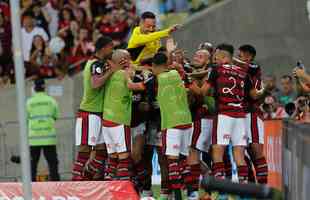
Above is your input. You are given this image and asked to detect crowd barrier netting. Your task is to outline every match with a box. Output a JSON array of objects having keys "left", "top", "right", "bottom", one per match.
[{"left": 282, "top": 121, "right": 310, "bottom": 200}]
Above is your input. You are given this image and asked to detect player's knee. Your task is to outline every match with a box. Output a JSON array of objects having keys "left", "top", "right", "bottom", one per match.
[
  {"left": 131, "top": 147, "right": 142, "bottom": 163},
  {"left": 167, "top": 155, "right": 179, "bottom": 160},
  {"left": 94, "top": 143, "right": 106, "bottom": 151},
  {"left": 211, "top": 145, "right": 225, "bottom": 162},
  {"left": 187, "top": 148, "right": 200, "bottom": 165},
  {"left": 109, "top": 153, "right": 118, "bottom": 158},
  {"left": 118, "top": 152, "right": 130, "bottom": 160},
  {"left": 78, "top": 145, "right": 91, "bottom": 153}
]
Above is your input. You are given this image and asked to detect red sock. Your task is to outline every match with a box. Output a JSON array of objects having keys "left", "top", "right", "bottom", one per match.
[
  {"left": 188, "top": 164, "right": 201, "bottom": 192},
  {"left": 105, "top": 157, "right": 118, "bottom": 181},
  {"left": 116, "top": 157, "right": 133, "bottom": 181},
  {"left": 212, "top": 162, "right": 225, "bottom": 179},
  {"left": 180, "top": 156, "right": 190, "bottom": 184},
  {"left": 168, "top": 159, "right": 183, "bottom": 190},
  {"left": 254, "top": 157, "right": 268, "bottom": 184},
  {"left": 237, "top": 165, "right": 249, "bottom": 184},
  {"left": 133, "top": 160, "right": 146, "bottom": 190},
  {"left": 72, "top": 152, "right": 90, "bottom": 181},
  {"left": 85, "top": 150, "right": 107, "bottom": 180}
]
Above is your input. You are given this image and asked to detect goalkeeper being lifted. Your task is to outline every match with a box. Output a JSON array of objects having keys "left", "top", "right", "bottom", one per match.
[{"left": 127, "top": 11, "right": 180, "bottom": 65}]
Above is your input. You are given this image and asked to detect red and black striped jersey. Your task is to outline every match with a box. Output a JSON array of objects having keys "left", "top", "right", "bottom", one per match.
[
  {"left": 207, "top": 64, "right": 251, "bottom": 118},
  {"left": 246, "top": 64, "right": 264, "bottom": 116}
]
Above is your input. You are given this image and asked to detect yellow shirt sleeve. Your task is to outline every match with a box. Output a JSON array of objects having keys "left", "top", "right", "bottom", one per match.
[{"left": 128, "top": 27, "right": 170, "bottom": 48}]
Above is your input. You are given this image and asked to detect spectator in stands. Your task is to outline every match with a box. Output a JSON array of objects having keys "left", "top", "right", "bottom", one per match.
[
  {"left": 22, "top": 12, "right": 49, "bottom": 62},
  {"left": 65, "top": 0, "right": 93, "bottom": 24},
  {"left": 27, "top": 79, "right": 60, "bottom": 181},
  {"left": 0, "top": 0, "right": 9, "bottom": 20},
  {"left": 75, "top": 7, "right": 92, "bottom": 31},
  {"left": 264, "top": 74, "right": 280, "bottom": 97},
  {"left": 29, "top": 35, "right": 46, "bottom": 79},
  {"left": 261, "top": 95, "right": 287, "bottom": 119},
  {"left": 21, "top": 0, "right": 34, "bottom": 15},
  {"left": 100, "top": 8, "right": 130, "bottom": 48},
  {"left": 58, "top": 20, "right": 79, "bottom": 54},
  {"left": 71, "top": 27, "right": 94, "bottom": 57},
  {"left": 0, "top": 10, "right": 12, "bottom": 85},
  {"left": 58, "top": 7, "right": 74, "bottom": 30},
  {"left": 41, "top": 0, "right": 60, "bottom": 38},
  {"left": 292, "top": 95, "right": 310, "bottom": 123},
  {"left": 294, "top": 67, "right": 310, "bottom": 93},
  {"left": 31, "top": 2, "right": 51, "bottom": 38},
  {"left": 278, "top": 75, "right": 297, "bottom": 106}
]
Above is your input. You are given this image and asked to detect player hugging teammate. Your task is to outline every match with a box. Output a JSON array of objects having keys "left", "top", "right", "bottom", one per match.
[{"left": 72, "top": 12, "right": 268, "bottom": 200}]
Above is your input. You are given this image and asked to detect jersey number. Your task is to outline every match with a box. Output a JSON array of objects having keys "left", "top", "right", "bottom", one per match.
[{"left": 222, "top": 77, "right": 244, "bottom": 100}]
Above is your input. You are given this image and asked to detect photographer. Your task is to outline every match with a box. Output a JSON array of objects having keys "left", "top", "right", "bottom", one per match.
[
  {"left": 261, "top": 95, "right": 288, "bottom": 120},
  {"left": 288, "top": 95, "right": 310, "bottom": 123},
  {"left": 294, "top": 67, "right": 310, "bottom": 93}
]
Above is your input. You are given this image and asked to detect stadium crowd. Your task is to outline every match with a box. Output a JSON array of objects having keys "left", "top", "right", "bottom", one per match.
[
  {"left": 0, "top": 0, "right": 213, "bottom": 84},
  {"left": 0, "top": 1, "right": 309, "bottom": 200}
]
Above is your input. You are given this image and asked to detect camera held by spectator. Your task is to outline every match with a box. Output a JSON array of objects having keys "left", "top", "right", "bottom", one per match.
[
  {"left": 289, "top": 95, "right": 310, "bottom": 122},
  {"left": 293, "top": 61, "right": 310, "bottom": 93}
]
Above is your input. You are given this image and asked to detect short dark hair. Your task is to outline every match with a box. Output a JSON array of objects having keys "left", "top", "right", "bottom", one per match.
[
  {"left": 239, "top": 44, "right": 257, "bottom": 59},
  {"left": 141, "top": 11, "right": 156, "bottom": 20},
  {"left": 153, "top": 52, "right": 168, "bottom": 66},
  {"left": 157, "top": 47, "right": 167, "bottom": 53},
  {"left": 216, "top": 43, "right": 234, "bottom": 57},
  {"left": 281, "top": 75, "right": 293, "bottom": 82},
  {"left": 34, "top": 79, "right": 45, "bottom": 92},
  {"left": 95, "top": 36, "right": 113, "bottom": 52},
  {"left": 22, "top": 11, "right": 34, "bottom": 19}
]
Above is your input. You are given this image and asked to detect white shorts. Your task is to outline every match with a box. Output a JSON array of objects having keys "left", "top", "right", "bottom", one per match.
[
  {"left": 192, "top": 118, "right": 213, "bottom": 152},
  {"left": 246, "top": 113, "right": 264, "bottom": 144},
  {"left": 163, "top": 127, "right": 193, "bottom": 156},
  {"left": 75, "top": 111, "right": 104, "bottom": 146},
  {"left": 102, "top": 124, "right": 131, "bottom": 154},
  {"left": 146, "top": 121, "right": 162, "bottom": 146},
  {"left": 212, "top": 114, "right": 247, "bottom": 146},
  {"left": 131, "top": 123, "right": 146, "bottom": 140}
]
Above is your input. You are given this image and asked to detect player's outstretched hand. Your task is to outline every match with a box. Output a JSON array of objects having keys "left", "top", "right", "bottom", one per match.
[{"left": 169, "top": 24, "right": 182, "bottom": 34}]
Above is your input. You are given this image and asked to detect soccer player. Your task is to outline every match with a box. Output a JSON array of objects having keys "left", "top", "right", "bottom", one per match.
[
  {"left": 184, "top": 49, "right": 214, "bottom": 199},
  {"left": 127, "top": 11, "right": 179, "bottom": 65},
  {"left": 152, "top": 52, "right": 193, "bottom": 199},
  {"left": 190, "top": 44, "right": 251, "bottom": 184},
  {"left": 141, "top": 62, "right": 171, "bottom": 199},
  {"left": 72, "top": 36, "right": 116, "bottom": 181},
  {"left": 238, "top": 44, "right": 268, "bottom": 184},
  {"left": 102, "top": 49, "right": 145, "bottom": 181}
]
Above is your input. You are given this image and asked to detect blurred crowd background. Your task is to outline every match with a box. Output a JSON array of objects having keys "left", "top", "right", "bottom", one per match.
[
  {"left": 0, "top": 0, "right": 309, "bottom": 123},
  {"left": 0, "top": 0, "right": 218, "bottom": 84}
]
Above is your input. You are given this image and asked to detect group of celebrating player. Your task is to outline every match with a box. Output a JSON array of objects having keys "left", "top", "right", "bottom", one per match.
[{"left": 71, "top": 11, "right": 268, "bottom": 200}]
